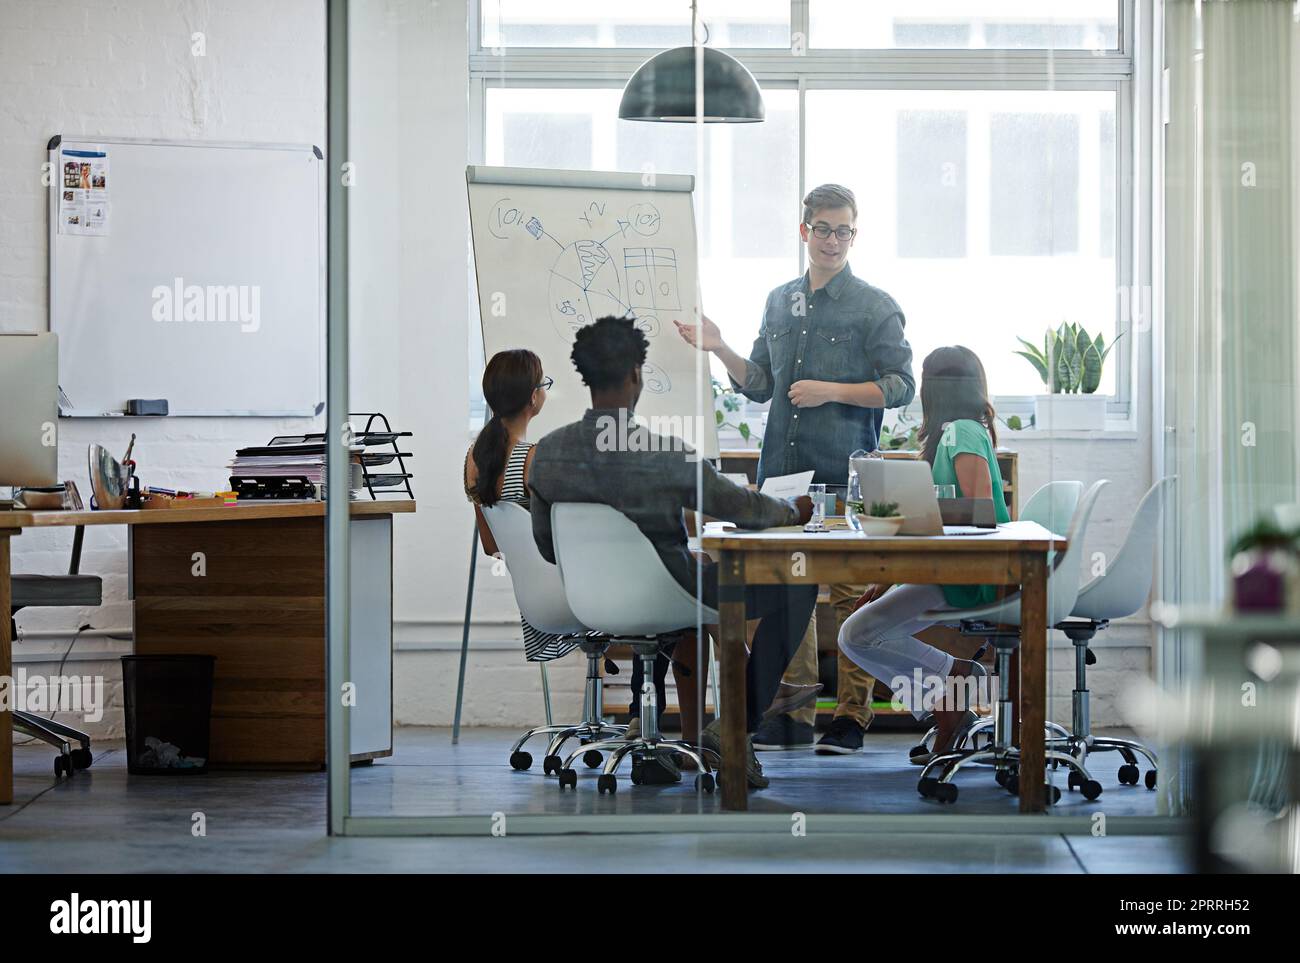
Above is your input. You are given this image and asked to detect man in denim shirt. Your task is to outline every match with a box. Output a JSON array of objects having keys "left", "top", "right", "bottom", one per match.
[{"left": 676, "top": 184, "right": 915, "bottom": 755}]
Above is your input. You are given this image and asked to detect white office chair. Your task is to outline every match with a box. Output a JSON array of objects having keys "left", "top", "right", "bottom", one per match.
[
  {"left": 1052, "top": 476, "right": 1175, "bottom": 791},
  {"left": 481, "top": 502, "right": 626, "bottom": 774},
  {"left": 917, "top": 479, "right": 1109, "bottom": 805},
  {"left": 550, "top": 502, "right": 716, "bottom": 794},
  {"left": 909, "top": 480, "right": 1084, "bottom": 761}
]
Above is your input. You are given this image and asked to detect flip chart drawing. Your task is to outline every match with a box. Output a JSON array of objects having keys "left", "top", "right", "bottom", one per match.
[{"left": 467, "top": 166, "right": 715, "bottom": 456}]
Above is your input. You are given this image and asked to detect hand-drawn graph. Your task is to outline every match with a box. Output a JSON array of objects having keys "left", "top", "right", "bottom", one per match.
[
  {"left": 641, "top": 360, "right": 671, "bottom": 395},
  {"left": 548, "top": 239, "right": 626, "bottom": 343},
  {"left": 624, "top": 247, "right": 681, "bottom": 314}
]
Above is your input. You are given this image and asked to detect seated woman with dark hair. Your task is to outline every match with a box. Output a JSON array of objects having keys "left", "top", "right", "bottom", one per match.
[{"left": 837, "top": 345, "right": 1006, "bottom": 763}]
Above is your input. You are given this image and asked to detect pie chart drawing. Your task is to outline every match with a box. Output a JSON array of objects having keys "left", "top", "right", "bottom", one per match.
[{"left": 548, "top": 240, "right": 626, "bottom": 343}]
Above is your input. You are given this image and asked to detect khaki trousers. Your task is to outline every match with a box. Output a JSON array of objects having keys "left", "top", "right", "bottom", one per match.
[{"left": 783, "top": 583, "right": 878, "bottom": 729}]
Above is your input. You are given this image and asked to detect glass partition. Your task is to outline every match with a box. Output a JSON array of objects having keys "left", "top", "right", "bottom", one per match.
[{"left": 327, "top": 0, "right": 1200, "bottom": 837}]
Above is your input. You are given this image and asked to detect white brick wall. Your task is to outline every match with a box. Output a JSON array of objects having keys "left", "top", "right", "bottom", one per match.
[{"left": 1, "top": 0, "right": 327, "bottom": 736}]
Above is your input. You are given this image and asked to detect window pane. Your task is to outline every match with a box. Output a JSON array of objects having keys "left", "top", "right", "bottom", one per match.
[
  {"left": 483, "top": 86, "right": 799, "bottom": 367},
  {"left": 989, "top": 112, "right": 1079, "bottom": 255},
  {"left": 896, "top": 111, "right": 967, "bottom": 258},
  {"left": 482, "top": 0, "right": 789, "bottom": 48},
  {"left": 809, "top": 1, "right": 1119, "bottom": 50},
  {"left": 807, "top": 88, "right": 1117, "bottom": 397}
]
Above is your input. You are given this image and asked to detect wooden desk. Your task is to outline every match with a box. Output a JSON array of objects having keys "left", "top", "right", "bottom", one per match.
[
  {"left": 0, "top": 500, "right": 415, "bottom": 804},
  {"left": 700, "top": 521, "right": 1063, "bottom": 814}
]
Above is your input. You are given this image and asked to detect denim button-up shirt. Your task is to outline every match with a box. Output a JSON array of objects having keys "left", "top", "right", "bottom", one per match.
[{"left": 732, "top": 263, "right": 916, "bottom": 486}]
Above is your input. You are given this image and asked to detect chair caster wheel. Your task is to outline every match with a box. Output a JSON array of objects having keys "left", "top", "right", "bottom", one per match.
[
  {"left": 1067, "top": 770, "right": 1082, "bottom": 790},
  {"left": 70, "top": 748, "right": 92, "bottom": 770},
  {"left": 695, "top": 773, "right": 715, "bottom": 794},
  {"left": 1144, "top": 769, "right": 1157, "bottom": 790},
  {"left": 54, "top": 755, "right": 71, "bottom": 778},
  {"left": 597, "top": 774, "right": 617, "bottom": 794},
  {"left": 542, "top": 754, "right": 563, "bottom": 776},
  {"left": 908, "top": 743, "right": 929, "bottom": 761},
  {"left": 933, "top": 782, "right": 958, "bottom": 804},
  {"left": 509, "top": 751, "right": 532, "bottom": 771},
  {"left": 1117, "top": 763, "right": 1139, "bottom": 786},
  {"left": 1081, "top": 779, "right": 1103, "bottom": 801},
  {"left": 1046, "top": 785, "right": 1061, "bottom": 805},
  {"left": 995, "top": 768, "right": 1015, "bottom": 789},
  {"left": 582, "top": 749, "right": 603, "bottom": 769},
  {"left": 557, "top": 768, "right": 577, "bottom": 790},
  {"left": 918, "top": 777, "right": 939, "bottom": 798}
]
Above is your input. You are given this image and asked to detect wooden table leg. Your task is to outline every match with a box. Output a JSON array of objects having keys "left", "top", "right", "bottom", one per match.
[
  {"left": 1018, "top": 550, "right": 1048, "bottom": 812},
  {"left": 1, "top": 532, "right": 13, "bottom": 805},
  {"left": 717, "top": 550, "right": 748, "bottom": 811}
]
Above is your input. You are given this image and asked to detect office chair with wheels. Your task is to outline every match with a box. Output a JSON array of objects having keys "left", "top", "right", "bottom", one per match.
[
  {"left": 550, "top": 502, "right": 716, "bottom": 794},
  {"left": 916, "top": 480, "right": 1109, "bottom": 805},
  {"left": 1051, "top": 476, "right": 1175, "bottom": 791},
  {"left": 481, "top": 502, "right": 625, "bottom": 774},
  {"left": 910, "top": 480, "right": 1084, "bottom": 760},
  {"left": 10, "top": 524, "right": 101, "bottom": 778}
]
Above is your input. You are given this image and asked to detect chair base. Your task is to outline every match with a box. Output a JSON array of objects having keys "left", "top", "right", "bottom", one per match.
[
  {"left": 14, "top": 710, "right": 93, "bottom": 778},
  {"left": 507, "top": 639, "right": 627, "bottom": 773},
  {"left": 555, "top": 637, "right": 716, "bottom": 794}
]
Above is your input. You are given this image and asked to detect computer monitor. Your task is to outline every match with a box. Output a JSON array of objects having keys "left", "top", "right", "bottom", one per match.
[{"left": 0, "top": 333, "right": 59, "bottom": 488}]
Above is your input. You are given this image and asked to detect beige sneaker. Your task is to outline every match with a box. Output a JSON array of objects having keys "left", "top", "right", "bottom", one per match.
[{"left": 701, "top": 719, "right": 768, "bottom": 789}]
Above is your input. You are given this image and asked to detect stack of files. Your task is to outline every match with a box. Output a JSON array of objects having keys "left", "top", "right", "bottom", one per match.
[{"left": 228, "top": 435, "right": 363, "bottom": 499}]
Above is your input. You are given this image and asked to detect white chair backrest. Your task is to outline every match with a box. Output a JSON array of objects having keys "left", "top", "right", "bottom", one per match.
[
  {"left": 551, "top": 502, "right": 718, "bottom": 636},
  {"left": 481, "top": 501, "right": 588, "bottom": 637},
  {"left": 1043, "top": 479, "right": 1109, "bottom": 624},
  {"left": 1071, "top": 476, "right": 1175, "bottom": 621},
  {"left": 1021, "top": 480, "right": 1083, "bottom": 534}
]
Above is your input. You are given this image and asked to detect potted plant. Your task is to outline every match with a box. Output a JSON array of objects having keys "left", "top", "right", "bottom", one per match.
[
  {"left": 1014, "top": 323, "right": 1121, "bottom": 431},
  {"left": 1228, "top": 517, "right": 1300, "bottom": 613},
  {"left": 712, "top": 378, "right": 760, "bottom": 448},
  {"left": 848, "top": 499, "right": 905, "bottom": 537}
]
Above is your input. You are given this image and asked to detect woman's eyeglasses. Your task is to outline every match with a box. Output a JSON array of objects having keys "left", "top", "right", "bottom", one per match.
[
  {"left": 807, "top": 223, "right": 856, "bottom": 241},
  {"left": 536, "top": 377, "right": 554, "bottom": 391}
]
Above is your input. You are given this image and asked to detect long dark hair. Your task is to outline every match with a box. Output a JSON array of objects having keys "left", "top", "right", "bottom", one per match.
[
  {"left": 918, "top": 345, "right": 997, "bottom": 466},
  {"left": 472, "top": 349, "right": 543, "bottom": 506}
]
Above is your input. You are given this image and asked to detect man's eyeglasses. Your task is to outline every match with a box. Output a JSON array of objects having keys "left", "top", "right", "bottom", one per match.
[
  {"left": 536, "top": 376, "right": 554, "bottom": 391},
  {"left": 807, "top": 223, "right": 856, "bottom": 241}
]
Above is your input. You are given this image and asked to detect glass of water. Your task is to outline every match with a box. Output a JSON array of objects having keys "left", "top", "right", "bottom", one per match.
[
  {"left": 807, "top": 483, "right": 828, "bottom": 530},
  {"left": 934, "top": 484, "right": 957, "bottom": 500}
]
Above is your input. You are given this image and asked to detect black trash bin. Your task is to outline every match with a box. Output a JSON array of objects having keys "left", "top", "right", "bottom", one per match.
[{"left": 120, "top": 655, "right": 215, "bottom": 774}]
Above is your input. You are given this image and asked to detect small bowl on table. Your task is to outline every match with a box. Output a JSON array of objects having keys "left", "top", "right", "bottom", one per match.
[{"left": 855, "top": 515, "right": 905, "bottom": 537}]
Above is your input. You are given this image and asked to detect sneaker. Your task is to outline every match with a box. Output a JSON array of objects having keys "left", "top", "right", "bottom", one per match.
[
  {"left": 624, "top": 717, "right": 641, "bottom": 741},
  {"left": 701, "top": 719, "right": 768, "bottom": 789},
  {"left": 751, "top": 713, "right": 816, "bottom": 751},
  {"left": 815, "top": 717, "right": 865, "bottom": 755},
  {"left": 631, "top": 748, "right": 681, "bottom": 785}
]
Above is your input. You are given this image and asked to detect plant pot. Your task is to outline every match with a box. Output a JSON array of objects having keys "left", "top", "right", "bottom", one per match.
[
  {"left": 1033, "top": 393, "right": 1107, "bottom": 432},
  {"left": 849, "top": 514, "right": 905, "bottom": 537}
]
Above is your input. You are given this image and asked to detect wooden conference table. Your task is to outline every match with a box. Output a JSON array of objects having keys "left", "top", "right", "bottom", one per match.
[
  {"left": 699, "top": 521, "right": 1065, "bottom": 814},
  {"left": 0, "top": 500, "right": 416, "bottom": 804}
]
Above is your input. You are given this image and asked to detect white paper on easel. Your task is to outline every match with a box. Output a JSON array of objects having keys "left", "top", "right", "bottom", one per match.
[{"left": 759, "top": 470, "right": 814, "bottom": 500}]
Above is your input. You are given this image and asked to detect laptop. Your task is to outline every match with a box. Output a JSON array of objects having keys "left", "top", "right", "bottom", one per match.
[{"left": 851, "top": 457, "right": 944, "bottom": 535}]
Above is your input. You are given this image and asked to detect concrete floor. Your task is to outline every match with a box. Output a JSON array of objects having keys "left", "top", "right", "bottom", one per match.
[{"left": 0, "top": 727, "right": 1191, "bottom": 873}]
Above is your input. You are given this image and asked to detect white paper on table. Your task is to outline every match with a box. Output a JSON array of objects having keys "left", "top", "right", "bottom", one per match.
[{"left": 759, "top": 470, "right": 814, "bottom": 500}]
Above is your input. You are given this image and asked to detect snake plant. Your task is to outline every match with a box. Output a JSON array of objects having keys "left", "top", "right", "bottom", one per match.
[{"left": 1015, "top": 323, "right": 1120, "bottom": 394}]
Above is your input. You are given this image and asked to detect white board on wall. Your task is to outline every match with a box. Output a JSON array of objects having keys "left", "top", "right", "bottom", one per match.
[
  {"left": 49, "top": 136, "right": 325, "bottom": 417},
  {"left": 467, "top": 165, "right": 717, "bottom": 459}
]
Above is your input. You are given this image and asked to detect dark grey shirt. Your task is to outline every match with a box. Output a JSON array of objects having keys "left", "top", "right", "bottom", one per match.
[
  {"left": 733, "top": 262, "right": 915, "bottom": 486},
  {"left": 529, "top": 408, "right": 800, "bottom": 605}
]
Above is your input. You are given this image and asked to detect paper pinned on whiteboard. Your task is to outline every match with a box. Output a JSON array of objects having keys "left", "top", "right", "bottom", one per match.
[{"left": 58, "top": 145, "right": 111, "bottom": 236}]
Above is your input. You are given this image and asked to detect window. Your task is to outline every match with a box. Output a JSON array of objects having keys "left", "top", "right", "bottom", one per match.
[
  {"left": 471, "top": 1, "right": 1134, "bottom": 414},
  {"left": 482, "top": 0, "right": 790, "bottom": 49},
  {"left": 484, "top": 86, "right": 799, "bottom": 359},
  {"left": 808, "top": 0, "right": 1119, "bottom": 50}
]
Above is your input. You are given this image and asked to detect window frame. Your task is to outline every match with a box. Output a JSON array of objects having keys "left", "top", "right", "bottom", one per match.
[{"left": 468, "top": 0, "right": 1139, "bottom": 426}]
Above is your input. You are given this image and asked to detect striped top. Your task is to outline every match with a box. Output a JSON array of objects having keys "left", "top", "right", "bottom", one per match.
[{"left": 466, "top": 440, "right": 581, "bottom": 663}]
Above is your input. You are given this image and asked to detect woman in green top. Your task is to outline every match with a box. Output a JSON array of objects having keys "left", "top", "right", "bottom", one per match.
[{"left": 837, "top": 346, "right": 1005, "bottom": 761}]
